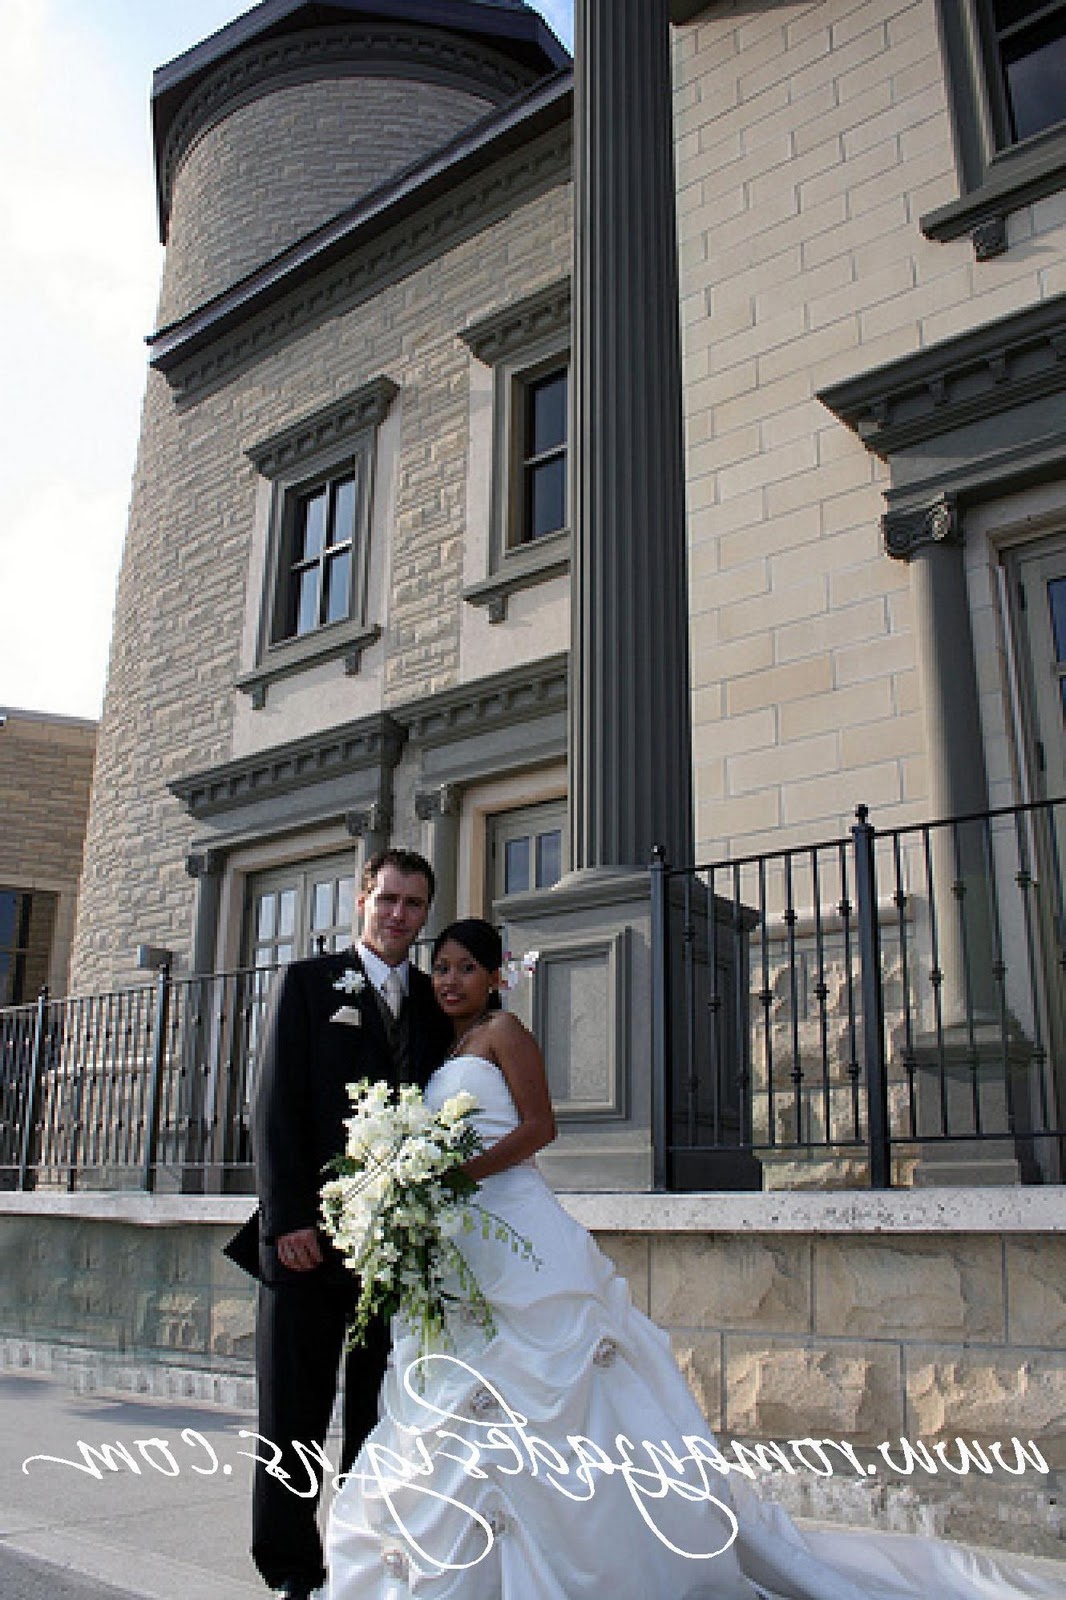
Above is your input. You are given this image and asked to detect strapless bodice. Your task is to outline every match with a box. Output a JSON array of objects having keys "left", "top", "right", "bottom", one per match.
[{"left": 424, "top": 1053, "right": 519, "bottom": 1149}]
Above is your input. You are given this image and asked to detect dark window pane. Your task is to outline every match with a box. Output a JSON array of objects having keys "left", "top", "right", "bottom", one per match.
[
  {"left": 295, "top": 567, "right": 319, "bottom": 635},
  {"left": 0, "top": 950, "right": 13, "bottom": 1008},
  {"left": 332, "top": 474, "right": 356, "bottom": 546},
  {"left": 535, "top": 830, "right": 562, "bottom": 888},
  {"left": 529, "top": 370, "right": 567, "bottom": 455},
  {"left": 323, "top": 549, "right": 351, "bottom": 625},
  {"left": 527, "top": 457, "right": 567, "bottom": 540},
  {"left": 504, "top": 837, "right": 530, "bottom": 895},
  {"left": 994, "top": 1, "right": 1056, "bottom": 28},
  {"left": 1059, "top": 677, "right": 1066, "bottom": 727},
  {"left": 1047, "top": 577, "right": 1066, "bottom": 662},
  {"left": 1004, "top": 27, "right": 1066, "bottom": 141},
  {"left": 299, "top": 489, "right": 328, "bottom": 561},
  {"left": 0, "top": 890, "right": 18, "bottom": 949}
]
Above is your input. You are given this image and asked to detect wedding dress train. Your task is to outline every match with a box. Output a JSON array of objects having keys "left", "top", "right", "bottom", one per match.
[{"left": 326, "top": 1056, "right": 1063, "bottom": 1599}]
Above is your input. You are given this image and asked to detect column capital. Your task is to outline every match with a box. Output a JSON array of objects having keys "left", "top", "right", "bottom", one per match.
[
  {"left": 883, "top": 494, "right": 960, "bottom": 561},
  {"left": 415, "top": 784, "right": 462, "bottom": 822},
  {"left": 345, "top": 802, "right": 391, "bottom": 839},
  {"left": 185, "top": 849, "right": 223, "bottom": 878}
]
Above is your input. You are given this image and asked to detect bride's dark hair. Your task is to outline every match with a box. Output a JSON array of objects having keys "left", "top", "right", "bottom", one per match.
[{"left": 431, "top": 918, "right": 504, "bottom": 1011}]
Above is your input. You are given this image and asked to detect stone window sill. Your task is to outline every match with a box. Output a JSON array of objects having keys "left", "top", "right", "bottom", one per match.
[
  {"left": 920, "top": 128, "right": 1066, "bottom": 258},
  {"left": 463, "top": 531, "right": 570, "bottom": 622},
  {"left": 236, "top": 623, "right": 382, "bottom": 708}
]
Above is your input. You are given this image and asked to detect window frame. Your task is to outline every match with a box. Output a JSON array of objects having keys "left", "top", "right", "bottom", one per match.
[
  {"left": 923, "top": 0, "right": 1066, "bottom": 255},
  {"left": 238, "top": 377, "right": 396, "bottom": 708},
  {"left": 461, "top": 280, "right": 572, "bottom": 623},
  {"left": 488, "top": 800, "right": 567, "bottom": 905}
]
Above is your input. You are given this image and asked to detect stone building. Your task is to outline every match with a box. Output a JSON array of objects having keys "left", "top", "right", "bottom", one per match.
[
  {"left": 66, "top": 0, "right": 1066, "bottom": 1182},
  {"left": 2, "top": 0, "right": 1064, "bottom": 1556},
  {"left": 0, "top": 707, "right": 96, "bottom": 1003}
]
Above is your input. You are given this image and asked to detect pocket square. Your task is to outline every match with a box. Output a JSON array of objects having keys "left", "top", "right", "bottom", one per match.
[{"left": 331, "top": 1005, "right": 363, "bottom": 1027}]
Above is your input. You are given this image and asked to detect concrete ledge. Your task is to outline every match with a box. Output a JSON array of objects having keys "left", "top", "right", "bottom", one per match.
[
  {"left": 2, "top": 1185, "right": 1063, "bottom": 1232},
  {"left": 559, "top": 1185, "right": 1066, "bottom": 1234}
]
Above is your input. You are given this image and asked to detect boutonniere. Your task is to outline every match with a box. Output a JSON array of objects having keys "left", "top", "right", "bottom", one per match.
[{"left": 333, "top": 968, "right": 366, "bottom": 998}]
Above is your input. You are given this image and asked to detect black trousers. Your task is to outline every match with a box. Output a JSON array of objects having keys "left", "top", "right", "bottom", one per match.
[{"left": 252, "top": 1273, "right": 390, "bottom": 1591}]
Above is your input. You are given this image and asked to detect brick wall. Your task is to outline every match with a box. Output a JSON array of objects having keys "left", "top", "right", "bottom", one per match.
[
  {"left": 0, "top": 709, "right": 96, "bottom": 995},
  {"left": 673, "top": 0, "right": 1066, "bottom": 862}
]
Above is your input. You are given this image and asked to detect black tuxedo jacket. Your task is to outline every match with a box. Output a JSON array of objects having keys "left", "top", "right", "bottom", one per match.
[{"left": 227, "top": 946, "right": 450, "bottom": 1281}]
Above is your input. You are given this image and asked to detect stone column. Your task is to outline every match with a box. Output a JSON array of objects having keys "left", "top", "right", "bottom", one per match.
[
  {"left": 416, "top": 784, "right": 461, "bottom": 940},
  {"left": 497, "top": 1, "right": 702, "bottom": 1190},
  {"left": 186, "top": 850, "right": 223, "bottom": 976},
  {"left": 569, "top": 0, "right": 692, "bottom": 874},
  {"left": 884, "top": 496, "right": 1022, "bottom": 1182}
]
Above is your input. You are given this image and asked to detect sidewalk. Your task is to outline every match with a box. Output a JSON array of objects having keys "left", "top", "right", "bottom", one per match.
[{"left": 0, "top": 1370, "right": 293, "bottom": 1600}]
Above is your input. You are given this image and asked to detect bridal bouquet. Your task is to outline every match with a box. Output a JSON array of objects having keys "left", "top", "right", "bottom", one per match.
[{"left": 320, "top": 1079, "right": 536, "bottom": 1354}]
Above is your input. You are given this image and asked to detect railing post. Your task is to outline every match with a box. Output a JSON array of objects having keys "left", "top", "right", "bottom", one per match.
[
  {"left": 650, "top": 845, "right": 671, "bottom": 1192},
  {"left": 18, "top": 986, "right": 49, "bottom": 1190},
  {"left": 142, "top": 960, "right": 172, "bottom": 1192},
  {"left": 853, "top": 805, "right": 891, "bottom": 1188}
]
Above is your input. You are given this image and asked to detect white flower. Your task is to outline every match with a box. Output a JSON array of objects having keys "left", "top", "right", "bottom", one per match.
[{"left": 334, "top": 968, "right": 367, "bottom": 996}]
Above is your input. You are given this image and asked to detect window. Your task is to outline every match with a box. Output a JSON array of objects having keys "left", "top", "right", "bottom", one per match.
[
  {"left": 461, "top": 280, "right": 572, "bottom": 621},
  {"left": 517, "top": 363, "right": 568, "bottom": 545},
  {"left": 239, "top": 377, "right": 396, "bottom": 707},
  {"left": 982, "top": 1, "right": 1066, "bottom": 147},
  {"left": 245, "top": 855, "right": 356, "bottom": 972},
  {"left": 0, "top": 888, "right": 56, "bottom": 1007},
  {"left": 923, "top": 1, "right": 1066, "bottom": 252},
  {"left": 277, "top": 466, "right": 362, "bottom": 642},
  {"left": 489, "top": 802, "right": 566, "bottom": 902}
]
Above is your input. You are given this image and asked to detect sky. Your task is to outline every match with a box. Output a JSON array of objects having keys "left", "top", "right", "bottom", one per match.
[{"left": 0, "top": 0, "right": 573, "bottom": 722}]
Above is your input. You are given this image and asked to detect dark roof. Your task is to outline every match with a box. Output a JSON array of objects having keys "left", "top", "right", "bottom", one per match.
[{"left": 152, "top": 1, "right": 569, "bottom": 228}]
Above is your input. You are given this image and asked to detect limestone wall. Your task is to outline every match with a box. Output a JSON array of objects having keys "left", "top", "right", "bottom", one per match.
[
  {"left": 672, "top": 0, "right": 1066, "bottom": 862},
  {"left": 1, "top": 1190, "right": 1061, "bottom": 1556}
]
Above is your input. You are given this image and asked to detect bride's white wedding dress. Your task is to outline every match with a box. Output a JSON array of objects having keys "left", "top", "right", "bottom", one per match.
[{"left": 327, "top": 1056, "right": 1062, "bottom": 1599}]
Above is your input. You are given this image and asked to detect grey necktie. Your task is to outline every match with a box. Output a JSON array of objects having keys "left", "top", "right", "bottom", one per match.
[{"left": 383, "top": 968, "right": 404, "bottom": 1019}]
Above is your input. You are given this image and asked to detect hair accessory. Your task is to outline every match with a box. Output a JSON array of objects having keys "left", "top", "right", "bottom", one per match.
[{"left": 500, "top": 949, "right": 539, "bottom": 991}]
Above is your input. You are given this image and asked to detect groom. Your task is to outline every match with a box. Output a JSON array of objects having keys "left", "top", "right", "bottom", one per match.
[{"left": 248, "top": 847, "right": 451, "bottom": 1599}]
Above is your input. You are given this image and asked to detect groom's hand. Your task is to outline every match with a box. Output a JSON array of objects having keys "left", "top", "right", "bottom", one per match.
[{"left": 276, "top": 1226, "right": 323, "bottom": 1272}]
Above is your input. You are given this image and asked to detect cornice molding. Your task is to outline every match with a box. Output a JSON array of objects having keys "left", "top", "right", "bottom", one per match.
[
  {"left": 157, "top": 23, "right": 535, "bottom": 239},
  {"left": 398, "top": 652, "right": 568, "bottom": 746},
  {"left": 460, "top": 276, "right": 570, "bottom": 362},
  {"left": 148, "top": 74, "right": 573, "bottom": 400},
  {"left": 169, "top": 712, "right": 406, "bottom": 821},
  {"left": 247, "top": 376, "right": 397, "bottom": 478},
  {"left": 818, "top": 294, "right": 1066, "bottom": 460},
  {"left": 882, "top": 494, "right": 960, "bottom": 562}
]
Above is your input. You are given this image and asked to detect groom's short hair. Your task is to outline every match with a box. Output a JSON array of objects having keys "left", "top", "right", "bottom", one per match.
[{"left": 362, "top": 847, "right": 436, "bottom": 904}]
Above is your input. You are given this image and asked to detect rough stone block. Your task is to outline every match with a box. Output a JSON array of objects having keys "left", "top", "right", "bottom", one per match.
[
  {"left": 726, "top": 1335, "right": 903, "bottom": 1444},
  {"left": 905, "top": 1347, "right": 1066, "bottom": 1465},
  {"left": 814, "top": 1236, "right": 1004, "bottom": 1342},
  {"left": 650, "top": 1235, "right": 810, "bottom": 1333},
  {"left": 1005, "top": 1236, "right": 1066, "bottom": 1349}
]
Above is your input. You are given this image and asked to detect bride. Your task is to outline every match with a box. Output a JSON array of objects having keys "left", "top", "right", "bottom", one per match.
[{"left": 326, "top": 918, "right": 1061, "bottom": 1600}]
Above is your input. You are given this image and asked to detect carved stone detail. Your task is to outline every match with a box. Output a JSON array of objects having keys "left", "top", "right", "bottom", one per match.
[
  {"left": 461, "top": 278, "right": 571, "bottom": 363},
  {"left": 883, "top": 495, "right": 960, "bottom": 561},
  {"left": 247, "top": 377, "right": 397, "bottom": 478},
  {"left": 972, "top": 215, "right": 1008, "bottom": 261},
  {"left": 345, "top": 801, "right": 392, "bottom": 839}
]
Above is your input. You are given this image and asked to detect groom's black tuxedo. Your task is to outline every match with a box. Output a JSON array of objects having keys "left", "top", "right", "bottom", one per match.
[{"left": 246, "top": 945, "right": 450, "bottom": 1593}]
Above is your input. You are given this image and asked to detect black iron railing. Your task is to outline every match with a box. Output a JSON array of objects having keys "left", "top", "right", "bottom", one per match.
[
  {"left": 0, "top": 939, "right": 439, "bottom": 1193},
  {"left": 651, "top": 796, "right": 1066, "bottom": 1190}
]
